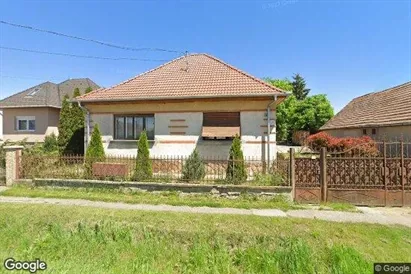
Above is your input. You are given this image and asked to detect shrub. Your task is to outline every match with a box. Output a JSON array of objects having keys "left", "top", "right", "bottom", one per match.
[
  {"left": 307, "top": 132, "right": 379, "bottom": 156},
  {"left": 306, "top": 132, "right": 333, "bottom": 151},
  {"left": 43, "top": 133, "right": 58, "bottom": 153},
  {"left": 253, "top": 172, "right": 284, "bottom": 186},
  {"left": 85, "top": 124, "right": 105, "bottom": 177},
  {"left": 226, "top": 135, "right": 247, "bottom": 184},
  {"left": 182, "top": 149, "right": 205, "bottom": 182},
  {"left": 133, "top": 131, "right": 152, "bottom": 181}
]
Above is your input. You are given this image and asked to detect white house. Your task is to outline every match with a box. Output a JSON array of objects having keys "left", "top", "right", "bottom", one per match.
[{"left": 76, "top": 54, "right": 287, "bottom": 160}]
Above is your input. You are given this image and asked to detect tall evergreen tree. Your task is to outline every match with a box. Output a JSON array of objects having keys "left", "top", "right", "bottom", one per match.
[
  {"left": 85, "top": 124, "right": 105, "bottom": 177},
  {"left": 292, "top": 74, "right": 310, "bottom": 100},
  {"left": 57, "top": 89, "right": 85, "bottom": 155},
  {"left": 73, "top": 87, "right": 81, "bottom": 97},
  {"left": 85, "top": 87, "right": 93, "bottom": 94},
  {"left": 133, "top": 131, "right": 152, "bottom": 181},
  {"left": 68, "top": 88, "right": 85, "bottom": 154},
  {"left": 57, "top": 95, "right": 72, "bottom": 155},
  {"left": 226, "top": 135, "right": 247, "bottom": 184}
]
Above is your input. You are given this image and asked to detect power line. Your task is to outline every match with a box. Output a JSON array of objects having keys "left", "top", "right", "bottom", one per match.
[
  {"left": 0, "top": 46, "right": 170, "bottom": 62},
  {"left": 0, "top": 20, "right": 184, "bottom": 54}
]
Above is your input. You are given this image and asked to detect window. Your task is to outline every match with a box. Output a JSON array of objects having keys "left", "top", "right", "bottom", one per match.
[
  {"left": 372, "top": 128, "right": 377, "bottom": 135},
  {"left": 114, "top": 115, "right": 154, "bottom": 140},
  {"left": 362, "top": 129, "right": 367, "bottom": 135},
  {"left": 202, "top": 112, "right": 240, "bottom": 139},
  {"left": 25, "top": 88, "right": 40, "bottom": 97},
  {"left": 16, "top": 116, "right": 35, "bottom": 131}
]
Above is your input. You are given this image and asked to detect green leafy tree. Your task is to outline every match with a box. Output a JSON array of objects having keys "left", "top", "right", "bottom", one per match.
[
  {"left": 276, "top": 95, "right": 297, "bottom": 142},
  {"left": 85, "top": 87, "right": 93, "bottom": 94},
  {"left": 182, "top": 149, "right": 205, "bottom": 181},
  {"left": 264, "top": 78, "right": 293, "bottom": 92},
  {"left": 57, "top": 89, "right": 85, "bottom": 155},
  {"left": 133, "top": 131, "right": 152, "bottom": 181},
  {"left": 292, "top": 73, "right": 310, "bottom": 100},
  {"left": 291, "top": 94, "right": 334, "bottom": 133},
  {"left": 85, "top": 124, "right": 105, "bottom": 177},
  {"left": 43, "top": 133, "right": 58, "bottom": 153},
  {"left": 226, "top": 135, "right": 247, "bottom": 184}
]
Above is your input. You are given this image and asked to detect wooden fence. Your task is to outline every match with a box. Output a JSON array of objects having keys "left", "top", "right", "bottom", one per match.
[{"left": 292, "top": 142, "right": 411, "bottom": 206}]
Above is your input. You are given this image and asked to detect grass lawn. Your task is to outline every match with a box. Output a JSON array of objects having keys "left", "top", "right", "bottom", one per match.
[
  {"left": 0, "top": 203, "right": 410, "bottom": 273},
  {"left": 1, "top": 184, "right": 303, "bottom": 210}
]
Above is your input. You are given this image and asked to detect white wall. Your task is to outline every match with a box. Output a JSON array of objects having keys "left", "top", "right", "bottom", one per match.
[
  {"left": 241, "top": 111, "right": 276, "bottom": 160},
  {"left": 90, "top": 111, "right": 277, "bottom": 160}
]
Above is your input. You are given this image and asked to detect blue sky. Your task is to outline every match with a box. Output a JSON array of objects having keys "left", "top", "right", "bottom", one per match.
[{"left": 0, "top": 0, "right": 410, "bottom": 112}]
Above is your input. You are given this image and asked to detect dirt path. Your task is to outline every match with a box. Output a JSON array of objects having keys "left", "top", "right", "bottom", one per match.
[{"left": 0, "top": 196, "right": 410, "bottom": 227}]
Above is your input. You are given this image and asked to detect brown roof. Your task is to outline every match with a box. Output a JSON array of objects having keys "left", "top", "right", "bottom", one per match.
[
  {"left": 321, "top": 81, "right": 411, "bottom": 130},
  {"left": 77, "top": 53, "right": 286, "bottom": 102},
  {"left": 0, "top": 78, "right": 100, "bottom": 108}
]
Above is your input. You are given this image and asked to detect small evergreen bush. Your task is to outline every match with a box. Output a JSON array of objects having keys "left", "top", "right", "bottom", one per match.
[
  {"left": 182, "top": 149, "right": 205, "bottom": 182},
  {"left": 85, "top": 124, "right": 105, "bottom": 177},
  {"left": 225, "top": 135, "right": 247, "bottom": 184},
  {"left": 133, "top": 131, "right": 152, "bottom": 181},
  {"left": 43, "top": 133, "right": 58, "bottom": 153}
]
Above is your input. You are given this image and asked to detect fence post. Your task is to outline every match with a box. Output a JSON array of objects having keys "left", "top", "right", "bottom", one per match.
[
  {"left": 401, "top": 141, "right": 405, "bottom": 207},
  {"left": 320, "top": 147, "right": 327, "bottom": 203},
  {"left": 4, "top": 146, "right": 24, "bottom": 186},
  {"left": 383, "top": 141, "right": 387, "bottom": 206},
  {"left": 289, "top": 148, "right": 296, "bottom": 201}
]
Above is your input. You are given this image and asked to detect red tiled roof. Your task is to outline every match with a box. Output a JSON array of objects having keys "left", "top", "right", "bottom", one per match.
[
  {"left": 321, "top": 81, "right": 411, "bottom": 130},
  {"left": 77, "top": 53, "right": 286, "bottom": 102}
]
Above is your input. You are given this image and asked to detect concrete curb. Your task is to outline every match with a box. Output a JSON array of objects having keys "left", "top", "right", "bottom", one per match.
[{"left": 32, "top": 178, "right": 292, "bottom": 195}]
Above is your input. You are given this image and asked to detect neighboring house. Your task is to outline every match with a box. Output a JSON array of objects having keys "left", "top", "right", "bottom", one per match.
[
  {"left": 321, "top": 81, "right": 411, "bottom": 140},
  {"left": 0, "top": 78, "right": 100, "bottom": 143},
  {"left": 76, "top": 53, "right": 287, "bottom": 159}
]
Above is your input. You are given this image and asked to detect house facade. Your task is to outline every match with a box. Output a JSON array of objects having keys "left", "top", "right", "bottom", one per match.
[
  {"left": 321, "top": 81, "right": 411, "bottom": 141},
  {"left": 77, "top": 54, "right": 287, "bottom": 160},
  {"left": 0, "top": 78, "right": 99, "bottom": 143}
]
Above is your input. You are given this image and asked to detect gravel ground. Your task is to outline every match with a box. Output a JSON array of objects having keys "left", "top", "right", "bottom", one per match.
[{"left": 0, "top": 195, "right": 409, "bottom": 227}]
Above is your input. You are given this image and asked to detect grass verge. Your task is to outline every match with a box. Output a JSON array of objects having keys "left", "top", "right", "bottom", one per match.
[
  {"left": 0, "top": 203, "right": 410, "bottom": 273},
  {"left": 0, "top": 185, "right": 358, "bottom": 212},
  {"left": 1, "top": 184, "right": 300, "bottom": 210}
]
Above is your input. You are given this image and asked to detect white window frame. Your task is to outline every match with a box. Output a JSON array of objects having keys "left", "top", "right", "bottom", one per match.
[{"left": 16, "top": 116, "right": 36, "bottom": 132}]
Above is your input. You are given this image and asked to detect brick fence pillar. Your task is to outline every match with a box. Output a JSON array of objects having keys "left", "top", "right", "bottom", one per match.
[{"left": 4, "top": 146, "right": 24, "bottom": 186}]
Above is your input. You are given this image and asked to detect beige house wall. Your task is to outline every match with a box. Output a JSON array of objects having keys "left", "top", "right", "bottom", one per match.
[
  {"left": 2, "top": 107, "right": 60, "bottom": 142},
  {"left": 324, "top": 125, "right": 411, "bottom": 141},
  {"left": 85, "top": 97, "right": 282, "bottom": 114},
  {"left": 85, "top": 98, "right": 279, "bottom": 160}
]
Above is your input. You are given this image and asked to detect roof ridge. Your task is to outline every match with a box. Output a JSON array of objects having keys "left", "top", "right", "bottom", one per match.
[
  {"left": 57, "top": 78, "right": 94, "bottom": 86},
  {"left": 353, "top": 81, "right": 411, "bottom": 101},
  {"left": 321, "top": 80, "right": 411, "bottom": 130},
  {"left": 0, "top": 81, "right": 55, "bottom": 103},
  {"left": 76, "top": 54, "right": 186, "bottom": 100},
  {"left": 200, "top": 53, "right": 286, "bottom": 94}
]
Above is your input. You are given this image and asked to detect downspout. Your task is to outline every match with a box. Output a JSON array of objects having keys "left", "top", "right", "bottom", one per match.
[
  {"left": 77, "top": 101, "right": 90, "bottom": 153},
  {"left": 266, "top": 95, "right": 278, "bottom": 171}
]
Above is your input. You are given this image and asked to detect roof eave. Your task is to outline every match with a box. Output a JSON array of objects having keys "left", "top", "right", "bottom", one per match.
[
  {"left": 75, "top": 92, "right": 288, "bottom": 103},
  {"left": 0, "top": 105, "right": 61, "bottom": 109},
  {"left": 321, "top": 121, "right": 411, "bottom": 130}
]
